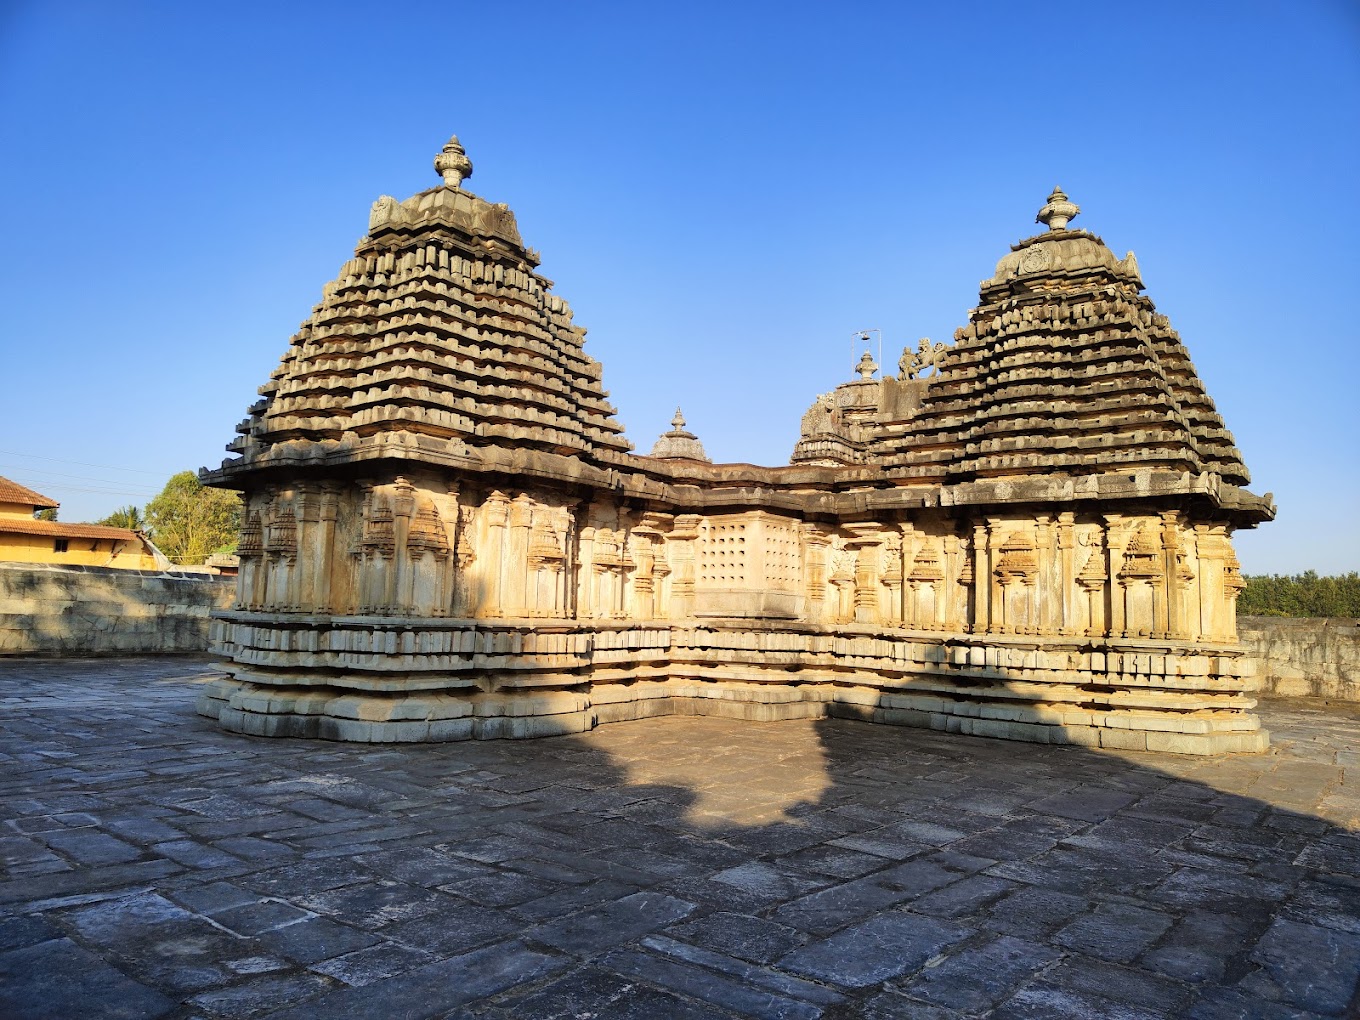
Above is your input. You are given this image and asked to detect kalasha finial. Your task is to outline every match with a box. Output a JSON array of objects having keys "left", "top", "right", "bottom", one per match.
[
  {"left": 1036, "top": 186, "right": 1079, "bottom": 231},
  {"left": 435, "top": 135, "right": 473, "bottom": 188},
  {"left": 856, "top": 350, "right": 879, "bottom": 380},
  {"left": 671, "top": 407, "right": 687, "bottom": 431}
]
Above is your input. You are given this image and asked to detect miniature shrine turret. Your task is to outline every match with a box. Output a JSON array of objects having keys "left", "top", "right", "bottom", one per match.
[{"left": 648, "top": 409, "right": 710, "bottom": 462}]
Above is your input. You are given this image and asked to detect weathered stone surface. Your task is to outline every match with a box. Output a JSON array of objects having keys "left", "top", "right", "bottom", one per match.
[
  {"left": 778, "top": 912, "right": 972, "bottom": 986},
  {"left": 0, "top": 562, "right": 233, "bottom": 656},
  {"left": 197, "top": 138, "right": 1275, "bottom": 755},
  {"left": 1, "top": 659, "right": 1359, "bottom": 1017},
  {"left": 0, "top": 938, "right": 176, "bottom": 1019},
  {"left": 1240, "top": 615, "right": 1360, "bottom": 700}
]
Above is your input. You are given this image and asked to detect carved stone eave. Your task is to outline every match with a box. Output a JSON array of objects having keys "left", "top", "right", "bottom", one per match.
[{"left": 204, "top": 441, "right": 1274, "bottom": 532}]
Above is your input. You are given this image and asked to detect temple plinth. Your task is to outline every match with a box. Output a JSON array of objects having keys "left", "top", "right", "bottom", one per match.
[{"left": 198, "top": 144, "right": 1274, "bottom": 754}]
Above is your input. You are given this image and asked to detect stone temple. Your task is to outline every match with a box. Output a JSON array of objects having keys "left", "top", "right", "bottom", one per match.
[{"left": 198, "top": 136, "right": 1275, "bottom": 754}]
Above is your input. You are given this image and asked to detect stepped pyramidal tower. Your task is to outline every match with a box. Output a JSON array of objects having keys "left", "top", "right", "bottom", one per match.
[{"left": 200, "top": 143, "right": 1275, "bottom": 754}]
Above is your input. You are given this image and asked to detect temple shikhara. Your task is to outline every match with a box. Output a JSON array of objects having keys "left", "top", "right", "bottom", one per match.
[{"left": 199, "top": 137, "right": 1275, "bottom": 754}]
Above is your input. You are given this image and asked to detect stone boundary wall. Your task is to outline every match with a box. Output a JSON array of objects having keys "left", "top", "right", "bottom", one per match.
[
  {"left": 1240, "top": 615, "right": 1360, "bottom": 701},
  {"left": 0, "top": 561, "right": 236, "bottom": 656}
]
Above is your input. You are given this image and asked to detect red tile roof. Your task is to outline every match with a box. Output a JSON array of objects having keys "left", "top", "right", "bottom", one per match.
[
  {"left": 0, "top": 475, "right": 59, "bottom": 510},
  {"left": 0, "top": 518, "right": 144, "bottom": 543}
]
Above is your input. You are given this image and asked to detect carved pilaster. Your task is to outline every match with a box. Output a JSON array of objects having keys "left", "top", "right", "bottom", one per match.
[
  {"left": 800, "top": 525, "right": 831, "bottom": 623},
  {"left": 389, "top": 477, "right": 416, "bottom": 613},
  {"left": 481, "top": 491, "right": 510, "bottom": 617},
  {"left": 843, "top": 524, "right": 883, "bottom": 625},
  {"left": 1104, "top": 514, "right": 1127, "bottom": 639},
  {"left": 1057, "top": 512, "right": 1077, "bottom": 636},
  {"left": 669, "top": 514, "right": 702, "bottom": 619},
  {"left": 972, "top": 521, "right": 990, "bottom": 633},
  {"left": 315, "top": 483, "right": 342, "bottom": 613}
]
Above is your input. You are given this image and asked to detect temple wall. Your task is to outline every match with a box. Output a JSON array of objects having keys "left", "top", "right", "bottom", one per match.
[
  {"left": 0, "top": 561, "right": 235, "bottom": 656},
  {"left": 225, "top": 475, "right": 1246, "bottom": 647},
  {"left": 202, "top": 471, "right": 1263, "bottom": 753}
]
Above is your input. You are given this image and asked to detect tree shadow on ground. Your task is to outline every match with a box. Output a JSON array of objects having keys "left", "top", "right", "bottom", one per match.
[{"left": 0, "top": 658, "right": 1357, "bottom": 1020}]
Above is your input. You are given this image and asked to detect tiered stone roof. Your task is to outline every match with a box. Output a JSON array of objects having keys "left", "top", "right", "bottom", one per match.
[
  {"left": 222, "top": 135, "right": 630, "bottom": 475},
  {"left": 867, "top": 188, "right": 1250, "bottom": 485}
]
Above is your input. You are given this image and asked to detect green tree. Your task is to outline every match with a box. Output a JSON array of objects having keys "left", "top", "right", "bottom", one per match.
[
  {"left": 34, "top": 507, "right": 57, "bottom": 521},
  {"left": 1239, "top": 572, "right": 1360, "bottom": 618},
  {"left": 145, "top": 471, "right": 242, "bottom": 564},
  {"left": 98, "top": 505, "right": 144, "bottom": 530}
]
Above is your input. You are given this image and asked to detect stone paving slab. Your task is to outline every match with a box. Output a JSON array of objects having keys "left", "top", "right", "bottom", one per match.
[{"left": 0, "top": 657, "right": 1358, "bottom": 1018}]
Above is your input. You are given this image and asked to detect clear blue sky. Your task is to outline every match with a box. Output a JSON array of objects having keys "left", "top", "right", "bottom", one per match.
[{"left": 2, "top": 1, "right": 1356, "bottom": 573}]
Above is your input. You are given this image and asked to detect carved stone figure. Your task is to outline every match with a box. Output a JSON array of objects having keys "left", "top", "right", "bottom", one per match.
[{"left": 900, "top": 337, "right": 948, "bottom": 379}]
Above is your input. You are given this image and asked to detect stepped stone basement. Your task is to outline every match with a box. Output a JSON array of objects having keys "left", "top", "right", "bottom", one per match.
[{"left": 199, "top": 141, "right": 1275, "bottom": 753}]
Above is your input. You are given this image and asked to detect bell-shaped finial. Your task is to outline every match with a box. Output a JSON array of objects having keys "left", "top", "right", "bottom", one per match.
[
  {"left": 671, "top": 407, "right": 687, "bottom": 431},
  {"left": 1036, "top": 186, "right": 1080, "bottom": 231},
  {"left": 434, "top": 135, "right": 474, "bottom": 188}
]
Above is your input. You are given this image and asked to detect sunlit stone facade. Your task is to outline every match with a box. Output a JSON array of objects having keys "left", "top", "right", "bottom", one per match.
[{"left": 199, "top": 144, "right": 1274, "bottom": 753}]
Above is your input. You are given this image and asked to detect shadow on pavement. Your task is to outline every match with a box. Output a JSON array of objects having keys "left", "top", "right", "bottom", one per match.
[{"left": 0, "top": 657, "right": 1357, "bottom": 1019}]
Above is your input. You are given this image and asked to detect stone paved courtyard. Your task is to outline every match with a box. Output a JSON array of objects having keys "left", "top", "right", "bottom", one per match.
[{"left": 1, "top": 658, "right": 1357, "bottom": 1019}]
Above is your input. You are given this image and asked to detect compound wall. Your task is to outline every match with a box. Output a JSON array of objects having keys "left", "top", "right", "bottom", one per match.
[
  {"left": 0, "top": 562, "right": 235, "bottom": 656},
  {"left": 1240, "top": 616, "right": 1360, "bottom": 701}
]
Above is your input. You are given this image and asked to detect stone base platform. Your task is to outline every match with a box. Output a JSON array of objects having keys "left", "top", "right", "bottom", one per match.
[{"left": 200, "top": 613, "right": 1268, "bottom": 755}]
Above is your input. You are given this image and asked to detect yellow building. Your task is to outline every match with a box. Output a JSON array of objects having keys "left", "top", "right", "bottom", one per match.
[{"left": 0, "top": 476, "right": 163, "bottom": 570}]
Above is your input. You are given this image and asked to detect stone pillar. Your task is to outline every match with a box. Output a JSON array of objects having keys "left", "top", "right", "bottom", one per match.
[
  {"left": 653, "top": 546, "right": 672, "bottom": 619},
  {"left": 349, "top": 482, "right": 370, "bottom": 613},
  {"left": 616, "top": 513, "right": 635, "bottom": 619},
  {"left": 1104, "top": 515, "right": 1126, "bottom": 639},
  {"left": 389, "top": 477, "right": 416, "bottom": 613},
  {"left": 844, "top": 525, "right": 883, "bottom": 624},
  {"left": 293, "top": 484, "right": 321, "bottom": 610},
  {"left": 900, "top": 523, "right": 918, "bottom": 628},
  {"left": 1030, "top": 515, "right": 1050, "bottom": 636},
  {"left": 265, "top": 496, "right": 298, "bottom": 612},
  {"left": 576, "top": 523, "right": 597, "bottom": 619},
  {"left": 505, "top": 495, "right": 533, "bottom": 617},
  {"left": 480, "top": 491, "right": 510, "bottom": 618},
  {"left": 669, "top": 514, "right": 701, "bottom": 619},
  {"left": 881, "top": 531, "right": 904, "bottom": 627},
  {"left": 235, "top": 499, "right": 266, "bottom": 611},
  {"left": 1159, "top": 511, "right": 1182, "bottom": 640},
  {"left": 554, "top": 506, "right": 575, "bottom": 618},
  {"left": 1057, "top": 513, "right": 1076, "bottom": 636},
  {"left": 801, "top": 525, "right": 830, "bottom": 625},
  {"left": 971, "top": 521, "right": 989, "bottom": 634},
  {"left": 986, "top": 518, "right": 1006, "bottom": 634},
  {"left": 430, "top": 483, "right": 461, "bottom": 617},
  {"left": 631, "top": 514, "right": 668, "bottom": 619},
  {"left": 1223, "top": 535, "right": 1245, "bottom": 642},
  {"left": 315, "top": 484, "right": 341, "bottom": 613},
  {"left": 453, "top": 504, "right": 477, "bottom": 618},
  {"left": 943, "top": 533, "right": 967, "bottom": 632}
]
